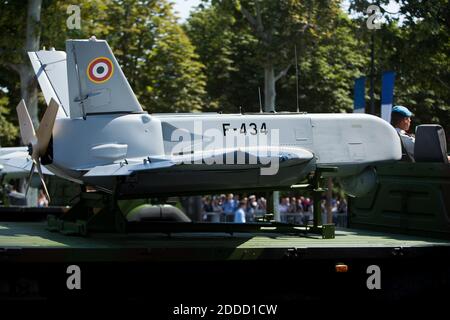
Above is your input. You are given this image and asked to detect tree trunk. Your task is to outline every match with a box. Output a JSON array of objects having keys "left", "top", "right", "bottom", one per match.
[
  {"left": 19, "top": 0, "right": 42, "bottom": 204},
  {"left": 264, "top": 63, "right": 276, "bottom": 112},
  {"left": 23, "top": 0, "right": 42, "bottom": 128},
  {"left": 19, "top": 66, "right": 39, "bottom": 128}
]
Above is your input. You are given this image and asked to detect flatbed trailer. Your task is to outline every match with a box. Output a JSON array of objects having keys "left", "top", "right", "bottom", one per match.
[
  {"left": 1, "top": 218, "right": 449, "bottom": 309},
  {"left": 1, "top": 161, "right": 449, "bottom": 312}
]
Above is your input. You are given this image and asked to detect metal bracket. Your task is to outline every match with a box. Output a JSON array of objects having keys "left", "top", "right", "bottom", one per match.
[{"left": 47, "top": 190, "right": 127, "bottom": 236}]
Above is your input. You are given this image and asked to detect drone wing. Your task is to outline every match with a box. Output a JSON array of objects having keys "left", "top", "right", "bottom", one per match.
[
  {"left": 0, "top": 147, "right": 53, "bottom": 179},
  {"left": 83, "top": 146, "right": 314, "bottom": 177}
]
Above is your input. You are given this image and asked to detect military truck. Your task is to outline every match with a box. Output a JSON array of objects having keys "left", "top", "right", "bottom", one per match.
[{"left": 349, "top": 124, "right": 450, "bottom": 239}]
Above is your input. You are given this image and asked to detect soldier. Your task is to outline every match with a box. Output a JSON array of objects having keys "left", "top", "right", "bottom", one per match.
[
  {"left": 391, "top": 105, "right": 450, "bottom": 161},
  {"left": 391, "top": 105, "right": 415, "bottom": 159}
]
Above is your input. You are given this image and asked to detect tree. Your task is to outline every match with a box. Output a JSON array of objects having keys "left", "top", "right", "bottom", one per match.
[
  {"left": 217, "top": 0, "right": 347, "bottom": 112},
  {"left": 392, "top": 0, "right": 450, "bottom": 132},
  {"left": 0, "top": 93, "right": 18, "bottom": 146},
  {"left": 186, "top": 4, "right": 261, "bottom": 112},
  {"left": 348, "top": 0, "right": 450, "bottom": 134},
  {"left": 279, "top": 11, "right": 368, "bottom": 113},
  {"left": 0, "top": 0, "right": 43, "bottom": 201},
  {"left": 0, "top": 0, "right": 207, "bottom": 130},
  {"left": 0, "top": 0, "right": 41, "bottom": 129},
  {"left": 76, "top": 0, "right": 206, "bottom": 113},
  {"left": 188, "top": 1, "right": 366, "bottom": 114}
]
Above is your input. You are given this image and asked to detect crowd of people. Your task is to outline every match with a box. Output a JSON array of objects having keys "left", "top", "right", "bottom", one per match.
[
  {"left": 201, "top": 193, "right": 348, "bottom": 226},
  {"left": 202, "top": 193, "right": 266, "bottom": 223},
  {"left": 0, "top": 182, "right": 49, "bottom": 207}
]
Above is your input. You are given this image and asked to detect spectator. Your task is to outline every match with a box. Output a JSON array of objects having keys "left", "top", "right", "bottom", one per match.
[
  {"left": 7, "top": 184, "right": 27, "bottom": 206},
  {"left": 212, "top": 196, "right": 223, "bottom": 213},
  {"left": 222, "top": 193, "right": 237, "bottom": 222},
  {"left": 257, "top": 197, "right": 267, "bottom": 212},
  {"left": 338, "top": 198, "right": 347, "bottom": 214},
  {"left": 222, "top": 193, "right": 236, "bottom": 213},
  {"left": 303, "top": 197, "right": 312, "bottom": 212},
  {"left": 234, "top": 200, "right": 247, "bottom": 223},
  {"left": 246, "top": 195, "right": 257, "bottom": 222},
  {"left": 203, "top": 196, "right": 213, "bottom": 213},
  {"left": 278, "top": 197, "right": 290, "bottom": 222},
  {"left": 289, "top": 197, "right": 297, "bottom": 213},
  {"left": 297, "top": 198, "right": 304, "bottom": 213},
  {"left": 279, "top": 197, "right": 290, "bottom": 213},
  {"left": 37, "top": 189, "right": 49, "bottom": 207}
]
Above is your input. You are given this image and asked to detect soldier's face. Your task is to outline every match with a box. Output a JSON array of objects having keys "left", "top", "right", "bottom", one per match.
[{"left": 399, "top": 117, "right": 411, "bottom": 131}]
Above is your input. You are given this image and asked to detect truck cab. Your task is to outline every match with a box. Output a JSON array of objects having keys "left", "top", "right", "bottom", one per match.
[{"left": 348, "top": 124, "right": 450, "bottom": 238}]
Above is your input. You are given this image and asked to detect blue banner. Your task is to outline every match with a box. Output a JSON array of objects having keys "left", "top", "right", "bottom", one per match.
[
  {"left": 381, "top": 71, "right": 396, "bottom": 122},
  {"left": 353, "top": 76, "right": 365, "bottom": 113},
  {"left": 381, "top": 71, "right": 395, "bottom": 105}
]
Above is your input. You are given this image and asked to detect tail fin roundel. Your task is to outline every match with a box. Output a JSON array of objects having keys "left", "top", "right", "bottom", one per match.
[{"left": 66, "top": 38, "right": 143, "bottom": 118}]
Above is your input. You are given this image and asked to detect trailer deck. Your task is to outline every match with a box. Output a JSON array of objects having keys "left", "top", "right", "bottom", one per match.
[
  {"left": 1, "top": 211, "right": 450, "bottom": 306},
  {"left": 1, "top": 221, "right": 450, "bottom": 262}
]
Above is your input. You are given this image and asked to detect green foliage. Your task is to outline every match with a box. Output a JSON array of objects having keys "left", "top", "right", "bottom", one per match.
[
  {"left": 77, "top": 0, "right": 206, "bottom": 112},
  {"left": 280, "top": 12, "right": 368, "bottom": 113},
  {"left": 0, "top": 94, "right": 18, "bottom": 146},
  {"left": 136, "top": 2, "right": 206, "bottom": 112},
  {"left": 0, "top": 1, "right": 27, "bottom": 65},
  {"left": 189, "top": 0, "right": 449, "bottom": 131},
  {"left": 186, "top": 5, "right": 260, "bottom": 112},
  {"left": 0, "top": 0, "right": 206, "bottom": 118},
  {"left": 392, "top": 0, "right": 449, "bottom": 131},
  {"left": 53, "top": 0, "right": 207, "bottom": 112},
  {"left": 0, "top": 0, "right": 448, "bottom": 139},
  {"left": 346, "top": 0, "right": 450, "bottom": 133},
  {"left": 187, "top": 1, "right": 367, "bottom": 113},
  {"left": 0, "top": 1, "right": 28, "bottom": 120}
]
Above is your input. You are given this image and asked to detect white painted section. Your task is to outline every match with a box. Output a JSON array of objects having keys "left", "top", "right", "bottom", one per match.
[{"left": 381, "top": 103, "right": 392, "bottom": 123}]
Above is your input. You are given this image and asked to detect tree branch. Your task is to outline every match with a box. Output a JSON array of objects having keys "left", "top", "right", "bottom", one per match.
[
  {"left": 433, "top": 74, "right": 450, "bottom": 90},
  {"left": 275, "top": 64, "right": 292, "bottom": 82},
  {"left": 301, "top": 23, "right": 313, "bottom": 33},
  {"left": 240, "top": 2, "right": 269, "bottom": 43},
  {"left": 240, "top": 5, "right": 257, "bottom": 29},
  {"left": 0, "top": 62, "right": 21, "bottom": 74},
  {"left": 254, "top": 1, "right": 264, "bottom": 37}
]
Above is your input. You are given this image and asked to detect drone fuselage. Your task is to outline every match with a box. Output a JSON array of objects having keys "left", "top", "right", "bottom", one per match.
[{"left": 46, "top": 112, "right": 400, "bottom": 195}]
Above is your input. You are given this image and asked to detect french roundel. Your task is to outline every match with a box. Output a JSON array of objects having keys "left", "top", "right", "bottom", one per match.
[{"left": 87, "top": 57, "right": 114, "bottom": 83}]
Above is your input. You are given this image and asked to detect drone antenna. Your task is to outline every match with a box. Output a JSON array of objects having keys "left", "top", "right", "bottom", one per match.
[
  {"left": 295, "top": 45, "right": 300, "bottom": 113},
  {"left": 258, "top": 87, "right": 263, "bottom": 113}
]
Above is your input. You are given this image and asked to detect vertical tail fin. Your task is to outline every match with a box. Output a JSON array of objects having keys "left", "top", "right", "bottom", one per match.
[
  {"left": 66, "top": 38, "right": 143, "bottom": 118},
  {"left": 28, "top": 50, "right": 70, "bottom": 118}
]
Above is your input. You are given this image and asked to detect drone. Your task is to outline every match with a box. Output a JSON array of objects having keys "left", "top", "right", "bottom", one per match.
[{"left": 11, "top": 38, "right": 400, "bottom": 202}]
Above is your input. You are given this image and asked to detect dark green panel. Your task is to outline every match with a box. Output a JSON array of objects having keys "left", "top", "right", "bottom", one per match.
[{"left": 349, "top": 162, "right": 450, "bottom": 238}]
